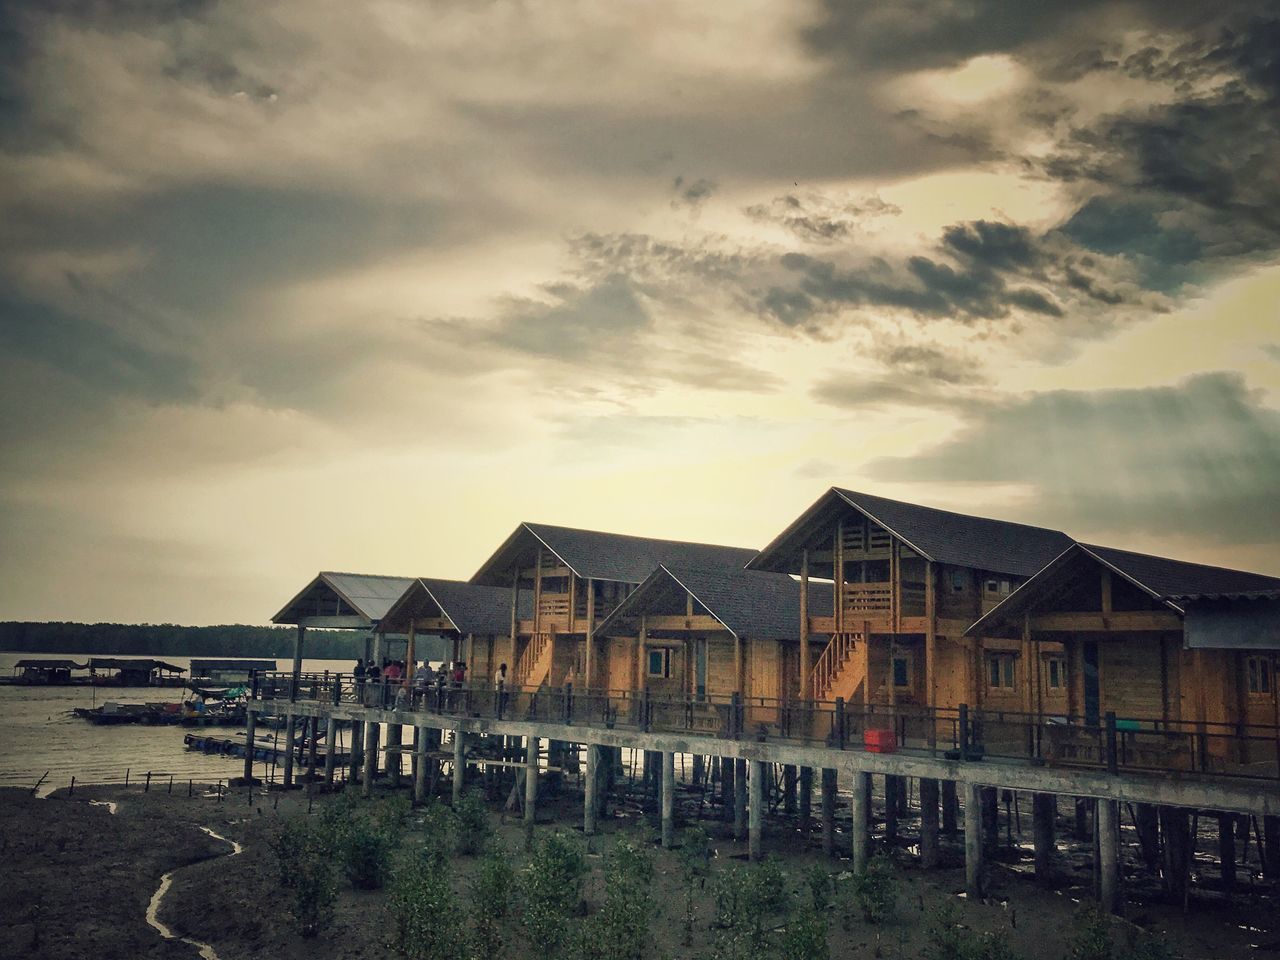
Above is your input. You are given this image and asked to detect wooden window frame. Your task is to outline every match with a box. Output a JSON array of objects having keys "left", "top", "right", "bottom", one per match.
[
  {"left": 1045, "top": 655, "right": 1067, "bottom": 690},
  {"left": 987, "top": 652, "right": 1017, "bottom": 691},
  {"left": 1247, "top": 655, "right": 1273, "bottom": 697},
  {"left": 647, "top": 648, "right": 672, "bottom": 679},
  {"left": 891, "top": 654, "right": 911, "bottom": 689}
]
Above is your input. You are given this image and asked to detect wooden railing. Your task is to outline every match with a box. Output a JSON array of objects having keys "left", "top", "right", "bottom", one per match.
[
  {"left": 810, "top": 631, "right": 862, "bottom": 701},
  {"left": 843, "top": 582, "right": 892, "bottom": 614},
  {"left": 536, "top": 595, "right": 571, "bottom": 629}
]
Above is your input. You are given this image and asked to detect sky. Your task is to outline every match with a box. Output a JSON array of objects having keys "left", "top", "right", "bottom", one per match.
[{"left": 1, "top": 1, "right": 1278, "bottom": 626}]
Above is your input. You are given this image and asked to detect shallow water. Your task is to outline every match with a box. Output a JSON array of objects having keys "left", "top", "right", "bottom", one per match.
[
  {"left": 0, "top": 653, "right": 351, "bottom": 791},
  {"left": 145, "top": 825, "right": 243, "bottom": 960}
]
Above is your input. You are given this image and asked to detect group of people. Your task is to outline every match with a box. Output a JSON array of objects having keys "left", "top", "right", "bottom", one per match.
[{"left": 352, "top": 657, "right": 507, "bottom": 709}]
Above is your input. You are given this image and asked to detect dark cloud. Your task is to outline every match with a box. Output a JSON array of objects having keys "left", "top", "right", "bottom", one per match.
[
  {"left": 866, "top": 372, "right": 1280, "bottom": 545},
  {"left": 744, "top": 191, "right": 900, "bottom": 243},
  {"left": 671, "top": 176, "right": 716, "bottom": 209}
]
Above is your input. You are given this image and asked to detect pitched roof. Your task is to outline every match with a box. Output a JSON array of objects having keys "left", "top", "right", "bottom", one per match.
[
  {"left": 272, "top": 572, "right": 416, "bottom": 625},
  {"left": 470, "top": 522, "right": 759, "bottom": 586},
  {"left": 594, "top": 562, "right": 833, "bottom": 640},
  {"left": 966, "top": 542, "right": 1280, "bottom": 636},
  {"left": 1081, "top": 543, "right": 1280, "bottom": 601},
  {"left": 749, "top": 488, "right": 1073, "bottom": 578},
  {"left": 379, "top": 578, "right": 514, "bottom": 636}
]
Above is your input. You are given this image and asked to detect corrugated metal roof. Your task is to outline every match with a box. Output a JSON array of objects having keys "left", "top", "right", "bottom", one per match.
[
  {"left": 380, "top": 578, "right": 513, "bottom": 636},
  {"left": 594, "top": 562, "right": 834, "bottom": 640},
  {"left": 749, "top": 488, "right": 1073, "bottom": 578},
  {"left": 470, "top": 522, "right": 758, "bottom": 586},
  {"left": 272, "top": 572, "right": 416, "bottom": 625}
]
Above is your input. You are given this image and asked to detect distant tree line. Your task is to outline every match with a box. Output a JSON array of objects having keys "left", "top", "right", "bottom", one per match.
[{"left": 0, "top": 621, "right": 362, "bottom": 659}]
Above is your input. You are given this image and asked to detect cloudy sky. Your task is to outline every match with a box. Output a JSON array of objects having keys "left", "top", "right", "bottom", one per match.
[{"left": 2, "top": 1, "right": 1278, "bottom": 625}]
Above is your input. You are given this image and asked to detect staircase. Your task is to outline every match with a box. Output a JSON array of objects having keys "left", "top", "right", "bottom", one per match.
[
  {"left": 810, "top": 631, "right": 866, "bottom": 702},
  {"left": 516, "top": 632, "right": 555, "bottom": 691}
]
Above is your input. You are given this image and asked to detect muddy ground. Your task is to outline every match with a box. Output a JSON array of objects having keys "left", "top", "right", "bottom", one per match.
[{"left": 2, "top": 780, "right": 1278, "bottom": 960}]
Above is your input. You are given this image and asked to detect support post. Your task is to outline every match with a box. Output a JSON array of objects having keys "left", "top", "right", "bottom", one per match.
[
  {"left": 799, "top": 766, "right": 813, "bottom": 839},
  {"left": 584, "top": 744, "right": 598, "bottom": 836},
  {"left": 349, "top": 719, "right": 363, "bottom": 784},
  {"left": 387, "top": 722, "right": 402, "bottom": 787},
  {"left": 453, "top": 729, "right": 466, "bottom": 804},
  {"left": 282, "top": 714, "right": 296, "bottom": 788},
  {"left": 662, "top": 751, "right": 676, "bottom": 849},
  {"left": 851, "top": 770, "right": 869, "bottom": 874},
  {"left": 524, "top": 736, "right": 539, "bottom": 823},
  {"left": 964, "top": 781, "right": 984, "bottom": 898},
  {"left": 1098, "top": 799, "right": 1119, "bottom": 913},
  {"left": 242, "top": 710, "right": 256, "bottom": 783},
  {"left": 323, "top": 715, "right": 338, "bottom": 786},
  {"left": 291, "top": 624, "right": 305, "bottom": 701},
  {"left": 821, "top": 768, "right": 836, "bottom": 856},
  {"left": 1033, "top": 793, "right": 1056, "bottom": 885},
  {"left": 413, "top": 725, "right": 429, "bottom": 803},
  {"left": 722, "top": 756, "right": 736, "bottom": 822},
  {"left": 942, "top": 779, "right": 958, "bottom": 836},
  {"left": 920, "top": 778, "right": 940, "bottom": 870},
  {"left": 748, "top": 758, "right": 764, "bottom": 861},
  {"left": 884, "top": 774, "right": 900, "bottom": 844},
  {"left": 362, "top": 719, "right": 379, "bottom": 798},
  {"left": 1219, "top": 813, "right": 1237, "bottom": 892},
  {"left": 783, "top": 764, "right": 797, "bottom": 818},
  {"left": 733, "top": 758, "right": 747, "bottom": 841}
]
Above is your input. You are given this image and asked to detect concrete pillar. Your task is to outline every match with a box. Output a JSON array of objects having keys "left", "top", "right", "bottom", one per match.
[
  {"left": 1265, "top": 816, "right": 1280, "bottom": 879},
  {"left": 1033, "top": 793, "right": 1056, "bottom": 885},
  {"left": 1075, "top": 797, "right": 1092, "bottom": 840},
  {"left": 387, "top": 723, "right": 402, "bottom": 787},
  {"left": 1219, "top": 813, "right": 1237, "bottom": 892},
  {"left": 821, "top": 768, "right": 837, "bottom": 856},
  {"left": 1098, "top": 799, "right": 1119, "bottom": 913},
  {"left": 453, "top": 729, "right": 466, "bottom": 804},
  {"left": 721, "top": 757, "right": 735, "bottom": 822},
  {"left": 282, "top": 714, "right": 297, "bottom": 788},
  {"left": 362, "top": 719, "right": 379, "bottom": 798},
  {"left": 414, "top": 725, "right": 429, "bottom": 804},
  {"left": 748, "top": 759, "right": 764, "bottom": 861},
  {"left": 306, "top": 716, "right": 319, "bottom": 781},
  {"left": 884, "top": 774, "right": 899, "bottom": 845},
  {"left": 242, "top": 710, "right": 256, "bottom": 783},
  {"left": 323, "top": 715, "right": 338, "bottom": 786},
  {"left": 964, "top": 781, "right": 984, "bottom": 898},
  {"left": 1134, "top": 803, "right": 1161, "bottom": 873},
  {"left": 733, "top": 758, "right": 748, "bottom": 841},
  {"left": 692, "top": 754, "right": 705, "bottom": 787},
  {"left": 524, "top": 736, "right": 539, "bottom": 823},
  {"left": 799, "top": 767, "right": 813, "bottom": 838},
  {"left": 941, "top": 779, "right": 958, "bottom": 836},
  {"left": 1160, "top": 806, "right": 1192, "bottom": 902},
  {"left": 584, "top": 744, "right": 598, "bottom": 836},
  {"left": 981, "top": 787, "right": 999, "bottom": 858},
  {"left": 662, "top": 752, "right": 676, "bottom": 848},
  {"left": 851, "top": 770, "right": 870, "bottom": 874},
  {"left": 919, "top": 778, "right": 940, "bottom": 870},
  {"left": 783, "top": 764, "right": 797, "bottom": 818},
  {"left": 349, "top": 719, "right": 363, "bottom": 784}
]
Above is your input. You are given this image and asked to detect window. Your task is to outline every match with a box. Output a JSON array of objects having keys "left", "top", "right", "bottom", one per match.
[
  {"left": 892, "top": 656, "right": 910, "bottom": 688},
  {"left": 951, "top": 570, "right": 967, "bottom": 593},
  {"left": 987, "top": 653, "right": 1016, "bottom": 690},
  {"left": 984, "top": 579, "right": 1013, "bottom": 595},
  {"left": 647, "top": 648, "right": 672, "bottom": 679},
  {"left": 1046, "top": 656, "right": 1067, "bottom": 690},
  {"left": 1248, "top": 656, "right": 1272, "bottom": 695}
]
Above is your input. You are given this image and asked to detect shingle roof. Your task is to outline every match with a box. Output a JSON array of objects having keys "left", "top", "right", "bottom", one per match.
[
  {"left": 1081, "top": 544, "right": 1280, "bottom": 602},
  {"left": 272, "top": 572, "right": 416, "bottom": 625},
  {"left": 380, "top": 578, "right": 513, "bottom": 636},
  {"left": 967, "top": 542, "right": 1280, "bottom": 636},
  {"left": 594, "top": 562, "right": 833, "bottom": 640},
  {"left": 470, "top": 522, "right": 759, "bottom": 586},
  {"left": 749, "top": 488, "right": 1073, "bottom": 578}
]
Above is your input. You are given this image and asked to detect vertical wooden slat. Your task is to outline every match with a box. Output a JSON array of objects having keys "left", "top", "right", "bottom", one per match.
[{"left": 800, "top": 548, "right": 811, "bottom": 700}]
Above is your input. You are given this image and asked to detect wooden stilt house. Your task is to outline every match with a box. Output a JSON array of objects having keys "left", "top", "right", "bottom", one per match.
[
  {"left": 469, "top": 523, "right": 758, "bottom": 692},
  {"left": 271, "top": 571, "right": 416, "bottom": 671},
  {"left": 746, "top": 488, "right": 1074, "bottom": 708},
  {"left": 377, "top": 578, "right": 515, "bottom": 683},
  {"left": 967, "top": 544, "right": 1280, "bottom": 774}
]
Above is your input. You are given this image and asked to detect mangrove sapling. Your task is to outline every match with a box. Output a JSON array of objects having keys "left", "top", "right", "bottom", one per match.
[
  {"left": 579, "top": 839, "right": 655, "bottom": 960},
  {"left": 713, "top": 857, "right": 791, "bottom": 953},
  {"left": 342, "top": 808, "right": 396, "bottom": 889},
  {"left": 1067, "top": 906, "right": 1114, "bottom": 960},
  {"left": 269, "top": 818, "right": 339, "bottom": 938},
  {"left": 779, "top": 895, "right": 830, "bottom": 960},
  {"left": 519, "top": 832, "right": 587, "bottom": 960},
  {"left": 845, "top": 854, "right": 899, "bottom": 927},
  {"left": 805, "top": 863, "right": 833, "bottom": 913},
  {"left": 470, "top": 848, "right": 516, "bottom": 959},
  {"left": 678, "top": 827, "right": 712, "bottom": 944},
  {"left": 454, "top": 787, "right": 493, "bottom": 855},
  {"left": 922, "top": 902, "right": 1019, "bottom": 960},
  {"left": 420, "top": 801, "right": 460, "bottom": 864},
  {"left": 389, "top": 848, "right": 468, "bottom": 960}
]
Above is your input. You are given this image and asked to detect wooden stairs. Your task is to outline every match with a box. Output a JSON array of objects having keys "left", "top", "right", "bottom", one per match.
[
  {"left": 517, "top": 632, "right": 554, "bottom": 691},
  {"left": 810, "top": 631, "right": 866, "bottom": 703}
]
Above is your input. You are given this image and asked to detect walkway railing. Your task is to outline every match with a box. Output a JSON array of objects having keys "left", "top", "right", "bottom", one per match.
[{"left": 252, "top": 672, "right": 1280, "bottom": 784}]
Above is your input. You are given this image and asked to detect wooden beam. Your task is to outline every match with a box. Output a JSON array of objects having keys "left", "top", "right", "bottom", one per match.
[
  {"left": 533, "top": 547, "right": 544, "bottom": 635},
  {"left": 641, "top": 615, "right": 724, "bottom": 631},
  {"left": 800, "top": 549, "right": 811, "bottom": 700},
  {"left": 584, "top": 577, "right": 595, "bottom": 690},
  {"left": 924, "top": 560, "right": 936, "bottom": 708},
  {"left": 410, "top": 617, "right": 455, "bottom": 633},
  {"left": 1101, "top": 569, "right": 1113, "bottom": 614},
  {"left": 1028, "top": 611, "right": 1181, "bottom": 632}
]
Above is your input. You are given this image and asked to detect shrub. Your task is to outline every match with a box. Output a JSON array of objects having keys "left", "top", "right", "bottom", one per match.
[
  {"left": 268, "top": 817, "right": 339, "bottom": 938},
  {"left": 780, "top": 899, "right": 829, "bottom": 960},
  {"left": 389, "top": 848, "right": 467, "bottom": 960},
  {"left": 805, "top": 864, "right": 833, "bottom": 913},
  {"left": 579, "top": 839, "right": 655, "bottom": 960},
  {"left": 712, "top": 857, "right": 790, "bottom": 952},
  {"left": 519, "top": 833, "right": 586, "bottom": 959},
  {"left": 420, "top": 801, "right": 459, "bottom": 865},
  {"left": 454, "top": 788, "right": 493, "bottom": 855},
  {"left": 471, "top": 849, "right": 516, "bottom": 959},
  {"left": 1068, "top": 906, "right": 1113, "bottom": 960},
  {"left": 923, "top": 902, "right": 1019, "bottom": 960},
  {"left": 678, "top": 827, "right": 712, "bottom": 942},
  {"left": 342, "top": 813, "right": 396, "bottom": 890},
  {"left": 846, "top": 854, "right": 898, "bottom": 926}
]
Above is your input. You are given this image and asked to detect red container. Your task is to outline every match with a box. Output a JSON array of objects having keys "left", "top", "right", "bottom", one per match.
[{"left": 863, "top": 728, "right": 897, "bottom": 754}]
